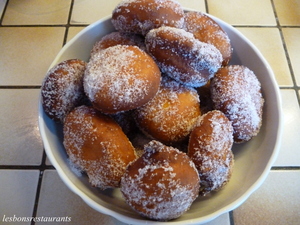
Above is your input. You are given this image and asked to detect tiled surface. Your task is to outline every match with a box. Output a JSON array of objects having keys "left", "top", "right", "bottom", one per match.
[
  {"left": 2, "top": 0, "right": 71, "bottom": 25},
  {"left": 0, "top": 0, "right": 6, "bottom": 17},
  {"left": 233, "top": 171, "right": 300, "bottom": 225},
  {"left": 273, "top": 0, "right": 300, "bottom": 26},
  {"left": 0, "top": 170, "right": 40, "bottom": 219},
  {"left": 0, "top": 1, "right": 299, "bottom": 225},
  {"left": 0, "top": 89, "right": 43, "bottom": 165},
  {"left": 282, "top": 28, "right": 300, "bottom": 86},
  {"left": 36, "top": 170, "right": 118, "bottom": 225},
  {"left": 67, "top": 26, "right": 85, "bottom": 42},
  {"left": 71, "top": 0, "right": 120, "bottom": 24},
  {"left": 236, "top": 27, "right": 292, "bottom": 87},
  {"left": 207, "top": 0, "right": 276, "bottom": 25},
  {"left": 274, "top": 90, "right": 300, "bottom": 167},
  {"left": 0, "top": 27, "right": 65, "bottom": 85}
]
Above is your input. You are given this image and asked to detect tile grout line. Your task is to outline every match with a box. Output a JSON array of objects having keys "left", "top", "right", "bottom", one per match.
[
  {"left": 0, "top": 86, "right": 41, "bottom": 89},
  {"left": 0, "top": 0, "right": 9, "bottom": 25},
  {"left": 229, "top": 210, "right": 235, "bottom": 225},
  {"left": 62, "top": 0, "right": 75, "bottom": 46},
  {"left": 30, "top": 150, "right": 54, "bottom": 225},
  {"left": 30, "top": 171, "right": 43, "bottom": 225},
  {"left": 271, "top": 166, "right": 300, "bottom": 171},
  {"left": 270, "top": 0, "right": 300, "bottom": 107},
  {"left": 204, "top": 0, "right": 209, "bottom": 13}
]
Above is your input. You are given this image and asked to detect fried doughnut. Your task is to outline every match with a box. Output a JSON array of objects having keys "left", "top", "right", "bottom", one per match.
[
  {"left": 41, "top": 59, "right": 86, "bottom": 123},
  {"left": 184, "top": 11, "right": 232, "bottom": 66},
  {"left": 112, "top": 0, "right": 185, "bottom": 36},
  {"left": 211, "top": 65, "right": 264, "bottom": 143},
  {"left": 134, "top": 77, "right": 201, "bottom": 144},
  {"left": 90, "top": 31, "right": 145, "bottom": 59},
  {"left": 145, "top": 26, "right": 223, "bottom": 87},
  {"left": 84, "top": 45, "right": 161, "bottom": 114},
  {"left": 63, "top": 105, "right": 137, "bottom": 189},
  {"left": 121, "top": 140, "right": 199, "bottom": 221},
  {"left": 188, "top": 110, "right": 234, "bottom": 195}
]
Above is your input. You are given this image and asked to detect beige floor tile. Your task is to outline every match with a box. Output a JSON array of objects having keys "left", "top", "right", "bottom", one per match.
[
  {"left": 273, "top": 90, "right": 300, "bottom": 166},
  {"left": 207, "top": 0, "right": 276, "bottom": 25},
  {"left": 71, "top": 0, "right": 120, "bottom": 24},
  {"left": 0, "top": 89, "right": 43, "bottom": 165},
  {"left": 201, "top": 213, "right": 230, "bottom": 225},
  {"left": 282, "top": 28, "right": 300, "bottom": 86},
  {"left": 237, "top": 27, "right": 292, "bottom": 87},
  {"left": 0, "top": 170, "right": 39, "bottom": 220},
  {"left": 273, "top": 0, "right": 300, "bottom": 26},
  {"left": 36, "top": 170, "right": 122, "bottom": 225},
  {"left": 233, "top": 170, "right": 300, "bottom": 225},
  {"left": 67, "top": 26, "right": 86, "bottom": 43},
  {"left": 2, "top": 0, "right": 71, "bottom": 25},
  {"left": 177, "top": 0, "right": 206, "bottom": 12},
  {"left": 0, "top": 27, "right": 65, "bottom": 85},
  {"left": 0, "top": 0, "right": 6, "bottom": 18},
  {"left": 45, "top": 157, "right": 52, "bottom": 166}
]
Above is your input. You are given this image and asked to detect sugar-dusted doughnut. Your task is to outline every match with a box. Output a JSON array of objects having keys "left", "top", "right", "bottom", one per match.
[
  {"left": 210, "top": 65, "right": 264, "bottom": 143},
  {"left": 112, "top": 0, "right": 185, "bottom": 36},
  {"left": 184, "top": 11, "right": 232, "bottom": 66},
  {"left": 134, "top": 76, "right": 201, "bottom": 144},
  {"left": 41, "top": 59, "right": 86, "bottom": 123},
  {"left": 90, "top": 31, "right": 145, "bottom": 59},
  {"left": 121, "top": 140, "right": 199, "bottom": 221},
  {"left": 84, "top": 45, "right": 161, "bottom": 114},
  {"left": 145, "top": 26, "right": 223, "bottom": 87},
  {"left": 63, "top": 105, "right": 137, "bottom": 189},
  {"left": 188, "top": 110, "right": 234, "bottom": 195}
]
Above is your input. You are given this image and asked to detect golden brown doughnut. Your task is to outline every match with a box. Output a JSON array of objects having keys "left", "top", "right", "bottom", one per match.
[
  {"left": 63, "top": 105, "right": 137, "bottom": 189},
  {"left": 90, "top": 31, "right": 145, "bottom": 59},
  {"left": 121, "top": 140, "right": 199, "bottom": 221},
  {"left": 41, "top": 59, "right": 86, "bottom": 123},
  {"left": 210, "top": 65, "right": 264, "bottom": 143},
  {"left": 184, "top": 11, "right": 232, "bottom": 66},
  {"left": 145, "top": 26, "right": 223, "bottom": 87},
  {"left": 112, "top": 0, "right": 185, "bottom": 36},
  {"left": 188, "top": 110, "right": 234, "bottom": 196},
  {"left": 134, "top": 76, "right": 201, "bottom": 144},
  {"left": 84, "top": 45, "right": 161, "bottom": 114}
]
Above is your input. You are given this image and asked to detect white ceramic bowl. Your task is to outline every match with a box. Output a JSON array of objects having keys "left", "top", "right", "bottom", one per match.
[{"left": 38, "top": 10, "right": 282, "bottom": 225}]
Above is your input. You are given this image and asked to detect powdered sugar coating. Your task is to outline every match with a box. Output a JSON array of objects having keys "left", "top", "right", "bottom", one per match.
[
  {"left": 63, "top": 105, "right": 137, "bottom": 189},
  {"left": 112, "top": 0, "right": 185, "bottom": 35},
  {"left": 145, "top": 26, "right": 223, "bottom": 87},
  {"left": 183, "top": 11, "right": 232, "bottom": 66},
  {"left": 41, "top": 59, "right": 86, "bottom": 123},
  {"left": 84, "top": 45, "right": 161, "bottom": 114},
  {"left": 188, "top": 110, "right": 234, "bottom": 195},
  {"left": 121, "top": 140, "right": 199, "bottom": 221},
  {"left": 90, "top": 31, "right": 145, "bottom": 60},
  {"left": 211, "top": 65, "right": 264, "bottom": 143},
  {"left": 134, "top": 76, "right": 201, "bottom": 144}
]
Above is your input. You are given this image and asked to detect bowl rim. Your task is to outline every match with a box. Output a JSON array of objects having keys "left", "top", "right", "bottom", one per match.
[{"left": 38, "top": 9, "right": 283, "bottom": 225}]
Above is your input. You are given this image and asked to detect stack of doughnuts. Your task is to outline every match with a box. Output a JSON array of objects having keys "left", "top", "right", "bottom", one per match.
[{"left": 40, "top": 0, "right": 264, "bottom": 221}]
